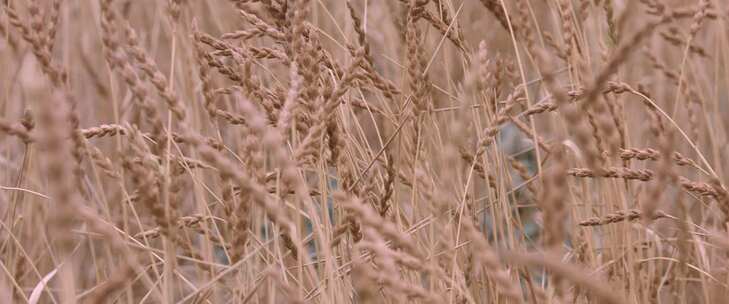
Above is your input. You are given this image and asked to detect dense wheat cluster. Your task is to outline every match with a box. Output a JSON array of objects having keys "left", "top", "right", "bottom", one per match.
[{"left": 3, "top": 0, "right": 729, "bottom": 303}]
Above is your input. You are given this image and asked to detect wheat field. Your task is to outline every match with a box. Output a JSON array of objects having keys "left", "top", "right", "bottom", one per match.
[{"left": 1, "top": 0, "right": 729, "bottom": 303}]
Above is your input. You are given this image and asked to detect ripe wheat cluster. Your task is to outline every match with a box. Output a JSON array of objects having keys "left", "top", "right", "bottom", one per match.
[{"left": 1, "top": 0, "right": 728, "bottom": 303}]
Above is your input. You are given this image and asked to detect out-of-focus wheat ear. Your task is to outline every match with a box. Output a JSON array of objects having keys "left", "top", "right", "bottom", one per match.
[
  {"left": 60, "top": 93, "right": 88, "bottom": 195},
  {"left": 351, "top": 242, "right": 380, "bottom": 304},
  {"left": 87, "top": 145, "right": 121, "bottom": 180},
  {"left": 515, "top": 0, "right": 535, "bottom": 52},
  {"left": 502, "top": 251, "right": 626, "bottom": 304},
  {"left": 474, "top": 90, "right": 523, "bottom": 158},
  {"left": 37, "top": 91, "right": 79, "bottom": 304},
  {"left": 689, "top": 0, "right": 710, "bottom": 38},
  {"left": 359, "top": 227, "right": 443, "bottom": 303},
  {"left": 581, "top": 16, "right": 670, "bottom": 155},
  {"left": 632, "top": 84, "right": 666, "bottom": 139},
  {"left": 265, "top": 269, "right": 305, "bottom": 304},
  {"left": 243, "top": 96, "right": 333, "bottom": 276},
  {"left": 440, "top": 0, "right": 467, "bottom": 44},
  {"left": 46, "top": 0, "right": 60, "bottom": 49},
  {"left": 290, "top": 0, "right": 318, "bottom": 130},
  {"left": 191, "top": 19, "right": 217, "bottom": 120},
  {"left": 686, "top": 90, "right": 702, "bottom": 144},
  {"left": 679, "top": 176, "right": 720, "bottom": 198},
  {"left": 123, "top": 23, "right": 186, "bottom": 121},
  {"left": 276, "top": 63, "right": 301, "bottom": 134},
  {"left": 167, "top": 0, "right": 184, "bottom": 22},
  {"left": 27, "top": 0, "right": 44, "bottom": 46},
  {"left": 21, "top": 108, "right": 35, "bottom": 132},
  {"left": 509, "top": 116, "right": 551, "bottom": 153},
  {"left": 77, "top": 201, "right": 159, "bottom": 303},
  {"left": 584, "top": 109, "right": 607, "bottom": 160},
  {"left": 2, "top": 4, "right": 33, "bottom": 43},
  {"left": 87, "top": 262, "right": 135, "bottom": 304},
  {"left": 459, "top": 147, "right": 498, "bottom": 192},
  {"left": 477, "top": 41, "right": 498, "bottom": 114},
  {"left": 21, "top": 0, "right": 85, "bottom": 183},
  {"left": 336, "top": 190, "right": 442, "bottom": 303},
  {"left": 461, "top": 218, "right": 523, "bottom": 302},
  {"left": 99, "top": 0, "right": 119, "bottom": 61},
  {"left": 0, "top": 14, "right": 19, "bottom": 50},
  {"left": 189, "top": 120, "right": 303, "bottom": 256},
  {"left": 478, "top": 0, "right": 509, "bottom": 31},
  {"left": 294, "top": 48, "right": 363, "bottom": 163},
  {"left": 228, "top": 189, "right": 251, "bottom": 263},
  {"left": 0, "top": 119, "right": 32, "bottom": 144},
  {"left": 4, "top": 2, "right": 66, "bottom": 85},
  {"left": 81, "top": 124, "right": 127, "bottom": 139},
  {"left": 235, "top": 47, "right": 277, "bottom": 120},
  {"left": 228, "top": 109, "right": 265, "bottom": 263},
  {"left": 619, "top": 148, "right": 659, "bottom": 161},
  {"left": 601, "top": 0, "right": 617, "bottom": 43},
  {"left": 708, "top": 179, "right": 729, "bottom": 225},
  {"left": 509, "top": 155, "right": 537, "bottom": 196},
  {"left": 644, "top": 43, "right": 704, "bottom": 148},
  {"left": 660, "top": 29, "right": 710, "bottom": 58},
  {"left": 345, "top": 2, "right": 371, "bottom": 67},
  {"left": 228, "top": 0, "right": 270, "bottom": 23},
  {"left": 116, "top": 52, "right": 166, "bottom": 153},
  {"left": 123, "top": 124, "right": 175, "bottom": 238},
  {"left": 533, "top": 47, "right": 601, "bottom": 170},
  {"left": 403, "top": 3, "right": 427, "bottom": 172},
  {"left": 642, "top": 127, "right": 676, "bottom": 223},
  {"left": 417, "top": 8, "right": 468, "bottom": 55},
  {"left": 604, "top": 90, "right": 626, "bottom": 155},
  {"left": 596, "top": 46, "right": 626, "bottom": 156},
  {"left": 377, "top": 153, "right": 396, "bottom": 216},
  {"left": 334, "top": 191, "right": 421, "bottom": 257},
  {"left": 325, "top": 113, "right": 343, "bottom": 165},
  {"left": 346, "top": 1, "right": 400, "bottom": 100},
  {"left": 540, "top": 143, "right": 569, "bottom": 252},
  {"left": 29, "top": 0, "right": 61, "bottom": 54},
  {"left": 682, "top": 1, "right": 710, "bottom": 144},
  {"left": 643, "top": 48, "right": 679, "bottom": 83},
  {"left": 556, "top": 0, "right": 575, "bottom": 59},
  {"left": 100, "top": 0, "right": 166, "bottom": 155},
  {"left": 234, "top": 8, "right": 286, "bottom": 41}
]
